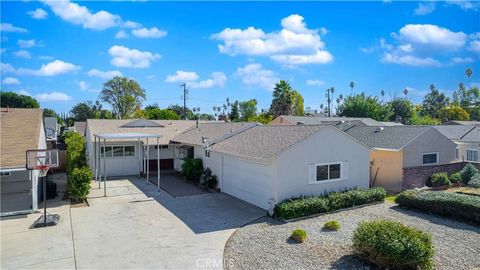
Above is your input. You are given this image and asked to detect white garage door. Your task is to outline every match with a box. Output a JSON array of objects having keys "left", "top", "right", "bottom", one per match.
[{"left": 222, "top": 156, "right": 272, "bottom": 210}]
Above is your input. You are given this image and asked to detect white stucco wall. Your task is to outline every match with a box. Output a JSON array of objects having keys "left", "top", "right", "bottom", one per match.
[
  {"left": 456, "top": 141, "right": 480, "bottom": 162},
  {"left": 274, "top": 126, "right": 371, "bottom": 204}
]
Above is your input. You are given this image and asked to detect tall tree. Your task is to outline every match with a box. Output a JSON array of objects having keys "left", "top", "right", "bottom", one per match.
[
  {"left": 229, "top": 100, "right": 240, "bottom": 121},
  {"left": 388, "top": 97, "right": 413, "bottom": 124},
  {"left": 0, "top": 91, "right": 40, "bottom": 108},
  {"left": 438, "top": 105, "right": 470, "bottom": 122},
  {"left": 292, "top": 90, "right": 304, "bottom": 116},
  {"left": 420, "top": 84, "right": 449, "bottom": 119},
  {"left": 337, "top": 93, "right": 393, "bottom": 121},
  {"left": 144, "top": 108, "right": 180, "bottom": 120},
  {"left": 70, "top": 101, "right": 97, "bottom": 121},
  {"left": 349, "top": 81, "right": 355, "bottom": 95},
  {"left": 167, "top": 104, "right": 195, "bottom": 120},
  {"left": 239, "top": 99, "right": 258, "bottom": 121},
  {"left": 453, "top": 85, "right": 479, "bottom": 108},
  {"left": 270, "top": 80, "right": 294, "bottom": 117},
  {"left": 99, "top": 76, "right": 146, "bottom": 119}
]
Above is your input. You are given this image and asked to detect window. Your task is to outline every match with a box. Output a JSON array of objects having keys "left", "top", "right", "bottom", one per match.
[
  {"left": 0, "top": 171, "right": 11, "bottom": 177},
  {"left": 204, "top": 149, "right": 210, "bottom": 158},
  {"left": 315, "top": 163, "right": 342, "bottom": 181},
  {"left": 422, "top": 152, "right": 438, "bottom": 165},
  {"left": 101, "top": 146, "right": 135, "bottom": 158},
  {"left": 155, "top": 145, "right": 168, "bottom": 149},
  {"left": 467, "top": 149, "right": 478, "bottom": 162}
]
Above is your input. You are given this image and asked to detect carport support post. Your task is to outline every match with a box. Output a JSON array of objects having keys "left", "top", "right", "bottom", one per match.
[
  {"left": 146, "top": 138, "right": 149, "bottom": 184},
  {"left": 94, "top": 136, "right": 97, "bottom": 182},
  {"left": 103, "top": 138, "right": 107, "bottom": 197},
  {"left": 157, "top": 137, "right": 160, "bottom": 191},
  {"left": 137, "top": 139, "right": 141, "bottom": 177},
  {"left": 98, "top": 137, "right": 101, "bottom": 189}
]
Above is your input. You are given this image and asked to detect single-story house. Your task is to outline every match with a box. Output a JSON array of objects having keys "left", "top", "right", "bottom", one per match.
[
  {"left": 345, "top": 126, "right": 457, "bottom": 192},
  {"left": 1, "top": 108, "right": 46, "bottom": 216},
  {"left": 198, "top": 125, "right": 371, "bottom": 210},
  {"left": 85, "top": 119, "right": 197, "bottom": 177},
  {"left": 269, "top": 115, "right": 401, "bottom": 127},
  {"left": 443, "top": 120, "right": 480, "bottom": 125},
  {"left": 74, "top": 121, "right": 87, "bottom": 137},
  {"left": 434, "top": 125, "right": 480, "bottom": 162}
]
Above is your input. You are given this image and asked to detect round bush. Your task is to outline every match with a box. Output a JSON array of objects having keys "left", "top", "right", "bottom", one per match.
[
  {"left": 468, "top": 173, "right": 480, "bottom": 188},
  {"left": 323, "top": 220, "right": 341, "bottom": 231},
  {"left": 460, "top": 163, "right": 479, "bottom": 184},
  {"left": 430, "top": 172, "right": 451, "bottom": 187},
  {"left": 353, "top": 220, "right": 434, "bottom": 270},
  {"left": 290, "top": 229, "right": 307, "bottom": 243},
  {"left": 449, "top": 172, "right": 462, "bottom": 184}
]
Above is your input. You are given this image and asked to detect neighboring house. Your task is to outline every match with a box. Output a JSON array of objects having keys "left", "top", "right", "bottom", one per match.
[
  {"left": 434, "top": 125, "right": 480, "bottom": 162},
  {"left": 1, "top": 108, "right": 46, "bottom": 216},
  {"left": 443, "top": 120, "right": 480, "bottom": 125},
  {"left": 205, "top": 125, "right": 371, "bottom": 210},
  {"left": 85, "top": 119, "right": 196, "bottom": 177},
  {"left": 345, "top": 126, "right": 457, "bottom": 192},
  {"left": 44, "top": 117, "right": 60, "bottom": 149},
  {"left": 269, "top": 115, "right": 402, "bottom": 128},
  {"left": 74, "top": 121, "right": 87, "bottom": 137}
]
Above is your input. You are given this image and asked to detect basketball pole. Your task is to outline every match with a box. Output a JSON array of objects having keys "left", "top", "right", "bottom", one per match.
[{"left": 43, "top": 173, "right": 47, "bottom": 225}]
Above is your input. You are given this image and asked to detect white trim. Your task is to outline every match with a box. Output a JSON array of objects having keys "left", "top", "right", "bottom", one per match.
[
  {"left": 422, "top": 152, "right": 439, "bottom": 165},
  {"left": 467, "top": 149, "right": 478, "bottom": 162},
  {"left": 309, "top": 162, "right": 345, "bottom": 184},
  {"left": 0, "top": 167, "right": 26, "bottom": 172}
]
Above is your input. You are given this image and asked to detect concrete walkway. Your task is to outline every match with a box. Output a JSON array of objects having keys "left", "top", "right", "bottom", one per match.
[{"left": 1, "top": 174, "right": 265, "bottom": 270}]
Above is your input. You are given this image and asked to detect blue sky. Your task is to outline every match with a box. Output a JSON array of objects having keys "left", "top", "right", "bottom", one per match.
[{"left": 1, "top": 1, "right": 479, "bottom": 114}]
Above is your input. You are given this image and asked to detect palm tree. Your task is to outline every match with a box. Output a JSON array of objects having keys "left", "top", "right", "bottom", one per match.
[
  {"left": 403, "top": 88, "right": 408, "bottom": 97},
  {"left": 349, "top": 81, "right": 355, "bottom": 95},
  {"left": 380, "top": 90, "right": 385, "bottom": 101},
  {"left": 466, "top": 68, "right": 473, "bottom": 79}
]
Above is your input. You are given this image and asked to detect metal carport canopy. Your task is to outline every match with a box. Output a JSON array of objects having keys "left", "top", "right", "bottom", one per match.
[{"left": 93, "top": 132, "right": 162, "bottom": 197}]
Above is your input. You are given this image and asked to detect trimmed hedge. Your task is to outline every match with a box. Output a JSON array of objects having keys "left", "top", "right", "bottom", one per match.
[
  {"left": 430, "top": 172, "right": 450, "bottom": 187},
  {"left": 181, "top": 158, "right": 203, "bottom": 182},
  {"left": 274, "top": 188, "right": 386, "bottom": 220},
  {"left": 353, "top": 220, "right": 434, "bottom": 270},
  {"left": 396, "top": 190, "right": 480, "bottom": 224},
  {"left": 449, "top": 172, "right": 462, "bottom": 184}
]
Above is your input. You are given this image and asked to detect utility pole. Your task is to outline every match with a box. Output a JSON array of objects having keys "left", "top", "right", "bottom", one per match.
[
  {"left": 180, "top": 83, "right": 188, "bottom": 120},
  {"left": 326, "top": 88, "right": 331, "bottom": 117}
]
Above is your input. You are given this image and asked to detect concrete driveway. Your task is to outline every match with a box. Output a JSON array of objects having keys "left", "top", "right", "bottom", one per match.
[{"left": 1, "top": 174, "right": 266, "bottom": 269}]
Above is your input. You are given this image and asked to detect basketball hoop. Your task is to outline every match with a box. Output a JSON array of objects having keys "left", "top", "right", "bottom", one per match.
[{"left": 33, "top": 165, "right": 50, "bottom": 177}]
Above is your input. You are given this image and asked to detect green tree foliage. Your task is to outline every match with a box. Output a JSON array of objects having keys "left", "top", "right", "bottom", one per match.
[
  {"left": 99, "top": 76, "right": 146, "bottom": 119},
  {"left": 388, "top": 97, "right": 413, "bottom": 124},
  {"left": 43, "top": 108, "right": 58, "bottom": 117},
  {"left": 337, "top": 93, "right": 393, "bottom": 121},
  {"left": 228, "top": 100, "right": 240, "bottom": 121},
  {"left": 292, "top": 90, "right": 304, "bottom": 116},
  {"left": 69, "top": 167, "right": 93, "bottom": 201},
  {"left": 421, "top": 84, "right": 449, "bottom": 119},
  {"left": 70, "top": 101, "right": 112, "bottom": 121},
  {"left": 438, "top": 105, "right": 470, "bottom": 122},
  {"left": 144, "top": 108, "right": 180, "bottom": 120},
  {"left": 0, "top": 91, "right": 40, "bottom": 108},
  {"left": 467, "top": 106, "right": 480, "bottom": 121},
  {"left": 239, "top": 99, "right": 258, "bottom": 121},
  {"left": 198, "top": 113, "right": 215, "bottom": 121},
  {"left": 453, "top": 85, "right": 479, "bottom": 108},
  {"left": 270, "top": 80, "right": 295, "bottom": 117},
  {"left": 248, "top": 111, "right": 273, "bottom": 124},
  {"left": 167, "top": 104, "right": 195, "bottom": 120},
  {"left": 65, "top": 132, "right": 87, "bottom": 181}
]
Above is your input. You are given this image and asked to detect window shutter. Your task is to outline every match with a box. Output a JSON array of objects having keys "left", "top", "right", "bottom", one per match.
[
  {"left": 308, "top": 164, "right": 316, "bottom": 183},
  {"left": 341, "top": 162, "right": 349, "bottom": 180}
]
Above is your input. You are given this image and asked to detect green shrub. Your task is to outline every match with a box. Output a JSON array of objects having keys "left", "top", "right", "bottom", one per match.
[
  {"left": 396, "top": 190, "right": 480, "bottom": 224},
  {"left": 274, "top": 187, "right": 386, "bottom": 220},
  {"left": 353, "top": 220, "right": 434, "bottom": 270},
  {"left": 449, "top": 172, "right": 462, "bottom": 184},
  {"left": 69, "top": 167, "right": 93, "bottom": 201},
  {"left": 430, "top": 172, "right": 450, "bottom": 187},
  {"left": 468, "top": 173, "right": 480, "bottom": 188},
  {"left": 460, "top": 163, "right": 479, "bottom": 184},
  {"left": 323, "top": 220, "right": 341, "bottom": 231},
  {"left": 181, "top": 158, "right": 203, "bottom": 182},
  {"left": 65, "top": 132, "right": 87, "bottom": 194},
  {"left": 290, "top": 229, "right": 307, "bottom": 243}
]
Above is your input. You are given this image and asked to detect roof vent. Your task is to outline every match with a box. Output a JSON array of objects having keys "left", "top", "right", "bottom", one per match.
[
  {"left": 296, "top": 121, "right": 305, "bottom": 125},
  {"left": 374, "top": 127, "right": 384, "bottom": 133},
  {"left": 337, "top": 120, "right": 345, "bottom": 125},
  {"left": 121, "top": 119, "right": 163, "bottom": 128}
]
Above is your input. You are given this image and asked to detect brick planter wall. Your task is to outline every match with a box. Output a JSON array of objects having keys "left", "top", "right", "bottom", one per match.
[{"left": 402, "top": 162, "right": 480, "bottom": 190}]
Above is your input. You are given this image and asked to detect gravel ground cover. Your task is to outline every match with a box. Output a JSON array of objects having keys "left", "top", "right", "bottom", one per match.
[{"left": 224, "top": 202, "right": 480, "bottom": 270}]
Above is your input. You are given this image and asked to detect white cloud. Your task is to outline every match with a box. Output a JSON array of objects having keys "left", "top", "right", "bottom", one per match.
[
  {"left": 3, "top": 60, "right": 80, "bottom": 76},
  {"left": 414, "top": 2, "right": 436, "bottom": 15},
  {"left": 0, "top": 23, "right": 28, "bottom": 33},
  {"left": 39, "top": 55, "right": 54, "bottom": 60},
  {"left": 108, "top": 45, "right": 160, "bottom": 68},
  {"left": 446, "top": 0, "right": 480, "bottom": 10},
  {"left": 87, "top": 68, "right": 123, "bottom": 79},
  {"left": 35, "top": 91, "right": 71, "bottom": 102},
  {"left": 306, "top": 79, "right": 325, "bottom": 86},
  {"left": 28, "top": 8, "right": 48, "bottom": 19},
  {"left": 115, "top": 30, "right": 128, "bottom": 39},
  {"left": 131, "top": 27, "right": 167, "bottom": 38},
  {"left": 381, "top": 53, "right": 441, "bottom": 67},
  {"left": 234, "top": 63, "right": 278, "bottom": 90},
  {"left": 41, "top": 0, "right": 120, "bottom": 30},
  {"left": 123, "top": 20, "right": 142, "bottom": 29},
  {"left": 165, "top": 70, "right": 199, "bottom": 82},
  {"left": 191, "top": 72, "right": 227, "bottom": 89},
  {"left": 78, "top": 81, "right": 89, "bottom": 91},
  {"left": 18, "top": 90, "right": 31, "bottom": 96},
  {"left": 212, "top": 14, "right": 333, "bottom": 65},
  {"left": 14, "top": 50, "right": 31, "bottom": 59},
  {"left": 451, "top": 57, "right": 474, "bottom": 64},
  {"left": 18, "top": 39, "right": 41, "bottom": 48},
  {"left": 2, "top": 77, "right": 21, "bottom": 85},
  {"left": 468, "top": 40, "right": 480, "bottom": 53}
]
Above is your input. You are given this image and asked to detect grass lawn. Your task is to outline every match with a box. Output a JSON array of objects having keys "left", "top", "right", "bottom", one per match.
[
  {"left": 446, "top": 186, "right": 480, "bottom": 196},
  {"left": 385, "top": 195, "right": 397, "bottom": 203}
]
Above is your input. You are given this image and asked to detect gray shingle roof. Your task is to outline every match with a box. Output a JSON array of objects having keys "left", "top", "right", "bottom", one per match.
[
  {"left": 433, "top": 125, "right": 476, "bottom": 140},
  {"left": 345, "top": 126, "right": 430, "bottom": 150},
  {"left": 211, "top": 125, "right": 325, "bottom": 160},
  {"left": 171, "top": 122, "right": 258, "bottom": 146},
  {"left": 274, "top": 115, "right": 385, "bottom": 126},
  {"left": 460, "top": 125, "right": 480, "bottom": 142}
]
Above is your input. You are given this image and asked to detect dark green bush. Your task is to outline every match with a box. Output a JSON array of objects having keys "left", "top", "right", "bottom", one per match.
[
  {"left": 65, "top": 132, "right": 87, "bottom": 178},
  {"left": 430, "top": 172, "right": 450, "bottom": 187},
  {"left": 353, "top": 220, "right": 434, "bottom": 270},
  {"left": 69, "top": 167, "right": 93, "bottom": 201},
  {"left": 274, "top": 187, "right": 386, "bottom": 220},
  {"left": 449, "top": 172, "right": 462, "bottom": 184},
  {"left": 290, "top": 229, "right": 307, "bottom": 243},
  {"left": 396, "top": 190, "right": 480, "bottom": 224},
  {"left": 460, "top": 163, "right": 479, "bottom": 184},
  {"left": 323, "top": 220, "right": 341, "bottom": 231},
  {"left": 468, "top": 173, "right": 480, "bottom": 188},
  {"left": 181, "top": 158, "right": 203, "bottom": 182}
]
